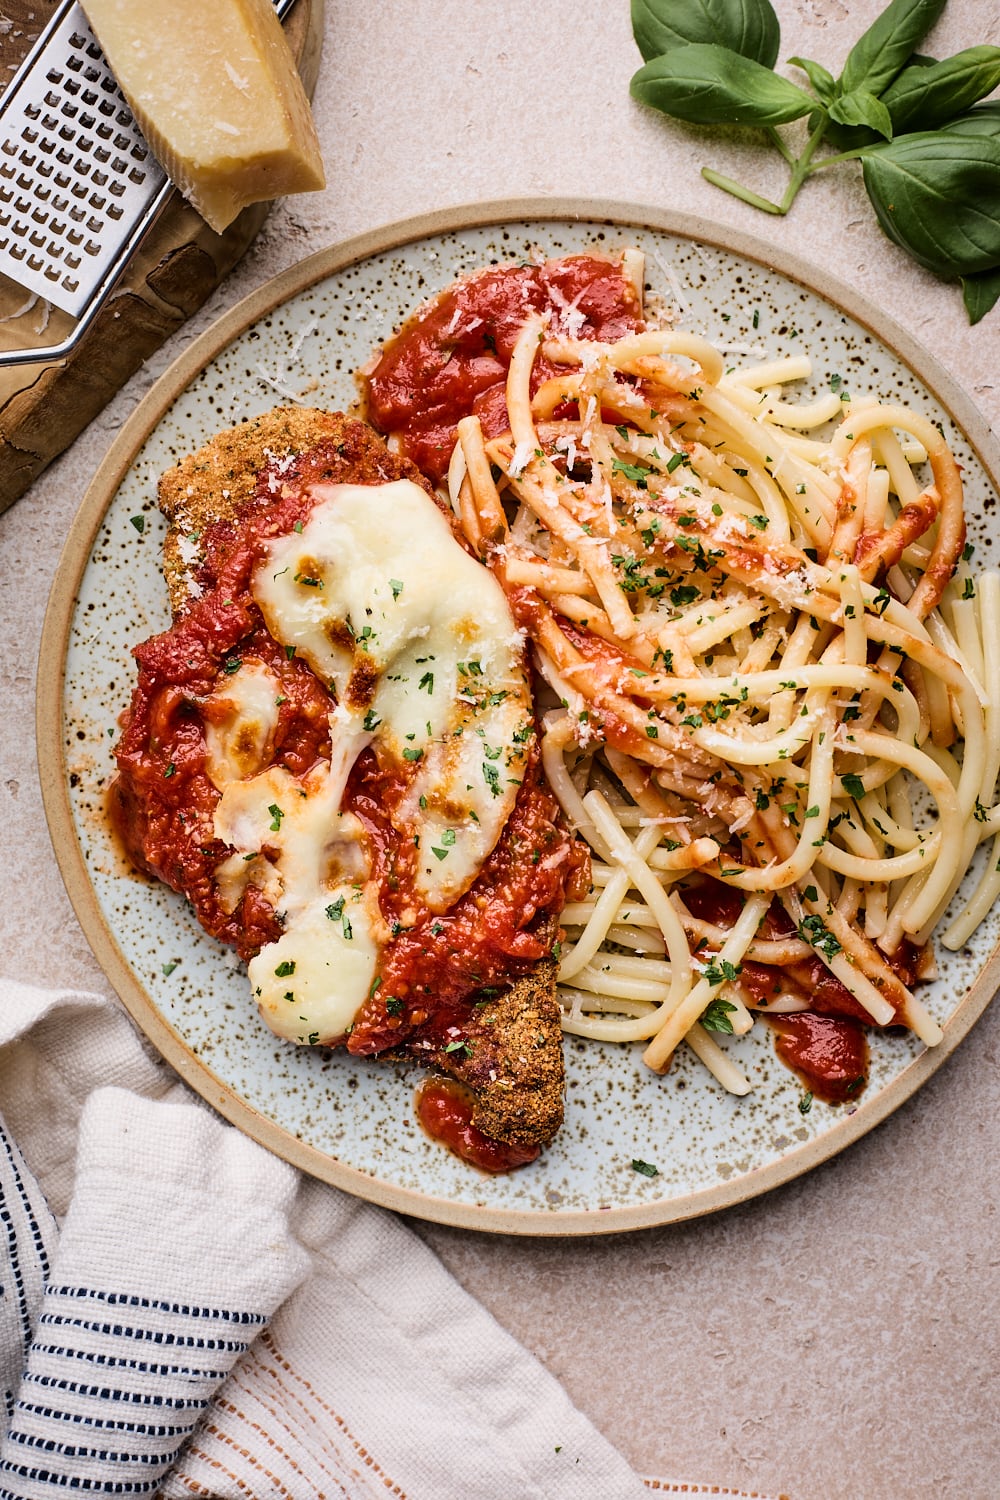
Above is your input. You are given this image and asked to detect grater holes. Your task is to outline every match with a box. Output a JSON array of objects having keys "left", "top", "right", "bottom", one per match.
[
  {"left": 96, "top": 126, "right": 113, "bottom": 143},
  {"left": 44, "top": 92, "right": 61, "bottom": 109},
  {"left": 85, "top": 215, "right": 103, "bottom": 234},
  {"left": 24, "top": 104, "right": 41, "bottom": 122},
  {"left": 99, "top": 99, "right": 115, "bottom": 118},
  {"left": 84, "top": 238, "right": 100, "bottom": 256},
  {"left": 91, "top": 170, "right": 108, "bottom": 187},
  {"left": 64, "top": 78, "right": 81, "bottom": 96},
  {"left": 45, "top": 68, "right": 64, "bottom": 86},
  {"left": 83, "top": 64, "right": 100, "bottom": 82},
  {"left": 113, "top": 133, "right": 131, "bottom": 152},
  {"left": 110, "top": 161, "right": 127, "bottom": 180},
  {"left": 0, "top": 143, "right": 15, "bottom": 161},
  {"left": 106, "top": 203, "right": 122, "bottom": 221},
  {"left": 66, "top": 54, "right": 83, "bottom": 73},
  {"left": 81, "top": 88, "right": 98, "bottom": 106}
]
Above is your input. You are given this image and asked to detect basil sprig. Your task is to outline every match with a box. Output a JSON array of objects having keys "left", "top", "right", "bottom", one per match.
[{"left": 630, "top": 0, "right": 1000, "bottom": 323}]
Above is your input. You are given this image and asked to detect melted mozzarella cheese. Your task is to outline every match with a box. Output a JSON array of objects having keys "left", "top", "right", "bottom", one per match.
[
  {"left": 253, "top": 480, "right": 533, "bottom": 908},
  {"left": 210, "top": 479, "right": 534, "bottom": 1047},
  {"left": 202, "top": 658, "right": 281, "bottom": 791}
]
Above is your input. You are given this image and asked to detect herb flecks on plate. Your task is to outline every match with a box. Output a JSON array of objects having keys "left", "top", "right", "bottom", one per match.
[{"left": 629, "top": 0, "right": 1000, "bottom": 323}]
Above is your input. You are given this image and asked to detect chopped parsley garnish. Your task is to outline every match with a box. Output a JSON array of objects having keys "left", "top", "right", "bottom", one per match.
[
  {"left": 701, "top": 997, "right": 737, "bottom": 1033},
  {"left": 274, "top": 960, "right": 296, "bottom": 977},
  {"left": 798, "top": 913, "right": 842, "bottom": 959},
  {"left": 268, "top": 803, "right": 283, "bottom": 831},
  {"left": 631, "top": 1158, "right": 659, "bottom": 1177}
]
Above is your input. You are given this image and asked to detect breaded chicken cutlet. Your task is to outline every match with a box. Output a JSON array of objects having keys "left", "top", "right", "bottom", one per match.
[{"left": 112, "top": 407, "right": 581, "bottom": 1163}]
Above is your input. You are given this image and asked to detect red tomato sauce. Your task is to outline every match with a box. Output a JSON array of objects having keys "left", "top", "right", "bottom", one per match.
[
  {"left": 365, "top": 255, "right": 643, "bottom": 481},
  {"left": 415, "top": 1078, "right": 540, "bottom": 1173},
  {"left": 681, "top": 876, "right": 875, "bottom": 1102},
  {"left": 112, "top": 466, "right": 588, "bottom": 1048},
  {"left": 766, "top": 1013, "right": 868, "bottom": 1106}
]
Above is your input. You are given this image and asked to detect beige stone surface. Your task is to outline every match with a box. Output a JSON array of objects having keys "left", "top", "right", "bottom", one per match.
[{"left": 2, "top": 2, "right": 999, "bottom": 1496}]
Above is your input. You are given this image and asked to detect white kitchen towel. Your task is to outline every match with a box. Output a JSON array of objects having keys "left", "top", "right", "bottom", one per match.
[{"left": 0, "top": 979, "right": 784, "bottom": 1499}]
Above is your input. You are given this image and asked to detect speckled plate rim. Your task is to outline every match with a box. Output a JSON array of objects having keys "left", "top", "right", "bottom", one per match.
[{"left": 37, "top": 196, "right": 1000, "bottom": 1237}]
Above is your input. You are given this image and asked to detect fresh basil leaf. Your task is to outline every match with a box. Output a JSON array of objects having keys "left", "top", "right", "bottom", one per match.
[
  {"left": 940, "top": 102, "right": 1000, "bottom": 141},
  {"left": 631, "top": 45, "right": 813, "bottom": 127},
  {"left": 829, "top": 89, "right": 894, "bottom": 139},
  {"left": 788, "top": 55, "right": 837, "bottom": 105},
  {"left": 961, "top": 266, "right": 1000, "bottom": 324},
  {"left": 881, "top": 47, "right": 1000, "bottom": 133},
  {"left": 840, "top": 0, "right": 947, "bottom": 98},
  {"left": 862, "top": 132, "right": 1000, "bottom": 276},
  {"left": 631, "top": 0, "right": 780, "bottom": 67}
]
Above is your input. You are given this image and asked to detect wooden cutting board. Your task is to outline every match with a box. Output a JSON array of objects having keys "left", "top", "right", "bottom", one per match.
[{"left": 0, "top": 0, "right": 325, "bottom": 513}]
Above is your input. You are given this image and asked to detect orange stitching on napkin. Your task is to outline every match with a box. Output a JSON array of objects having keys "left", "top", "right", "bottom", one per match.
[
  {"left": 198, "top": 1421, "right": 298, "bottom": 1500},
  {"left": 259, "top": 1330, "right": 408, "bottom": 1497},
  {"left": 167, "top": 1472, "right": 217, "bottom": 1498},
  {"left": 230, "top": 1349, "right": 365, "bottom": 1493},
  {"left": 218, "top": 1387, "right": 356, "bottom": 1499},
  {"left": 183, "top": 1447, "right": 257, "bottom": 1498}
]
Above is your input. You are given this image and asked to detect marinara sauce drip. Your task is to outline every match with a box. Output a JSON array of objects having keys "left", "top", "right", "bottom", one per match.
[
  {"left": 415, "top": 1079, "right": 540, "bottom": 1173},
  {"left": 365, "top": 255, "right": 643, "bottom": 482},
  {"left": 681, "top": 878, "right": 871, "bottom": 1104}
]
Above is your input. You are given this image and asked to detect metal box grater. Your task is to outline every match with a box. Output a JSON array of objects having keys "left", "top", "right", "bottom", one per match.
[{"left": 0, "top": 0, "right": 297, "bottom": 367}]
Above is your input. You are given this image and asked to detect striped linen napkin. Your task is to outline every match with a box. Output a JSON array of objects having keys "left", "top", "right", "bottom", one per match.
[{"left": 0, "top": 978, "right": 783, "bottom": 1499}]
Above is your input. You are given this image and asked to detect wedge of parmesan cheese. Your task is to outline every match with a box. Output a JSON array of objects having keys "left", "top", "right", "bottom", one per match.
[{"left": 78, "top": 0, "right": 325, "bottom": 232}]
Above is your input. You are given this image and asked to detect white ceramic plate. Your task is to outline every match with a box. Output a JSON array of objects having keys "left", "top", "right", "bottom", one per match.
[{"left": 39, "top": 201, "right": 1000, "bottom": 1235}]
